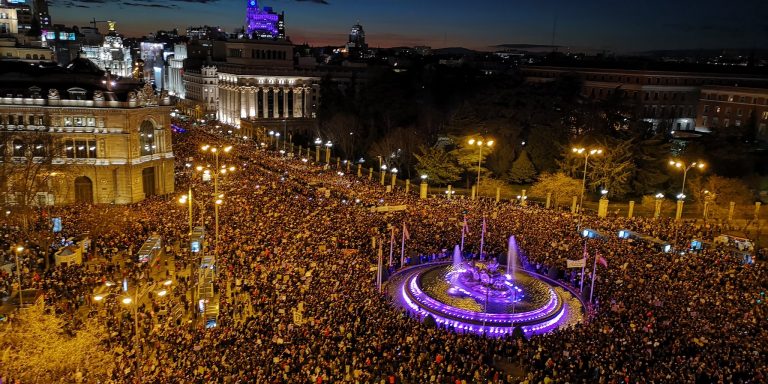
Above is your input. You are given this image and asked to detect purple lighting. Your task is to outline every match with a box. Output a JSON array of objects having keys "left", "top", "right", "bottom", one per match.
[
  {"left": 246, "top": 0, "right": 282, "bottom": 39},
  {"left": 391, "top": 262, "right": 584, "bottom": 337}
]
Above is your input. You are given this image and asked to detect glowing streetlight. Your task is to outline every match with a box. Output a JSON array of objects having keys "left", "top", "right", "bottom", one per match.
[
  {"left": 467, "top": 136, "right": 494, "bottom": 196},
  {"left": 668, "top": 159, "right": 705, "bottom": 200},
  {"left": 572, "top": 147, "right": 603, "bottom": 229}
]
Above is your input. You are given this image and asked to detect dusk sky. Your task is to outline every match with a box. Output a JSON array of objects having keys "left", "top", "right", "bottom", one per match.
[{"left": 50, "top": 0, "right": 767, "bottom": 52}]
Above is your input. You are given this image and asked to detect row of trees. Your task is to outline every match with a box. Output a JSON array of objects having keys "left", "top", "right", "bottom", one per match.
[{"left": 316, "top": 67, "right": 764, "bottom": 202}]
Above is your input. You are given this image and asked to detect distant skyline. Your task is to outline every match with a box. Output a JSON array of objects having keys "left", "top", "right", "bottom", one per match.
[{"left": 49, "top": 0, "right": 767, "bottom": 52}]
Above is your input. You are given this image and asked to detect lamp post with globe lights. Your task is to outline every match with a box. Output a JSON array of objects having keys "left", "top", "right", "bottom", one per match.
[
  {"left": 467, "top": 137, "right": 494, "bottom": 197},
  {"left": 669, "top": 159, "right": 705, "bottom": 198},
  {"left": 93, "top": 279, "right": 173, "bottom": 384},
  {"left": 200, "top": 145, "right": 235, "bottom": 258},
  {"left": 669, "top": 159, "right": 705, "bottom": 220},
  {"left": 572, "top": 147, "right": 603, "bottom": 228}
]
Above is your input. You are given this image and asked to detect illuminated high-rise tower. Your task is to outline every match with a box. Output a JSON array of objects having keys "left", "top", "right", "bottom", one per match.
[{"left": 245, "top": 0, "right": 285, "bottom": 40}]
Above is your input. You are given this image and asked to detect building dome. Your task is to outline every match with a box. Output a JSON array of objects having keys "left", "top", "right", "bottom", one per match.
[{"left": 66, "top": 53, "right": 106, "bottom": 75}]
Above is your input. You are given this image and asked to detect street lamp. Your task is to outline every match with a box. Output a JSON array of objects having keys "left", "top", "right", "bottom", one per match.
[
  {"left": 14, "top": 245, "right": 24, "bottom": 307},
  {"left": 669, "top": 159, "right": 705, "bottom": 200},
  {"left": 93, "top": 279, "right": 172, "bottom": 384},
  {"left": 200, "top": 144, "right": 233, "bottom": 259},
  {"left": 572, "top": 147, "right": 603, "bottom": 228},
  {"left": 274, "top": 132, "right": 281, "bottom": 151},
  {"left": 467, "top": 137, "right": 494, "bottom": 196}
]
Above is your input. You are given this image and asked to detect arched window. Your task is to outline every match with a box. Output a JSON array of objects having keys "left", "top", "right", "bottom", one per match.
[
  {"left": 12, "top": 139, "right": 24, "bottom": 157},
  {"left": 32, "top": 140, "right": 45, "bottom": 157},
  {"left": 139, "top": 120, "right": 156, "bottom": 156}
]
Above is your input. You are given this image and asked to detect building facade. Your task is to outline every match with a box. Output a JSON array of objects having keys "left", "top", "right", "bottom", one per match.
[
  {"left": 696, "top": 86, "right": 768, "bottom": 139},
  {"left": 81, "top": 25, "right": 133, "bottom": 78},
  {"left": 0, "top": 6, "right": 18, "bottom": 34},
  {"left": 245, "top": 0, "right": 285, "bottom": 40},
  {"left": 167, "top": 43, "right": 187, "bottom": 98},
  {"left": 182, "top": 65, "right": 218, "bottom": 116},
  {"left": 216, "top": 69, "right": 319, "bottom": 127},
  {"left": 0, "top": 60, "right": 174, "bottom": 206},
  {"left": 522, "top": 66, "right": 768, "bottom": 132}
]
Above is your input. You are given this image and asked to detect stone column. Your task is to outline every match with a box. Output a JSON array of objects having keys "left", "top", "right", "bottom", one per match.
[
  {"left": 628, "top": 201, "right": 635, "bottom": 218},
  {"left": 283, "top": 87, "right": 289, "bottom": 119},
  {"left": 471, "top": 185, "right": 476, "bottom": 200},
  {"left": 272, "top": 88, "right": 279, "bottom": 118},
  {"left": 357, "top": 164, "right": 362, "bottom": 177},
  {"left": 405, "top": 179, "right": 410, "bottom": 194},
  {"left": 303, "top": 87, "right": 311, "bottom": 118},
  {"left": 675, "top": 200, "right": 684, "bottom": 221},
  {"left": 755, "top": 202, "right": 761, "bottom": 221},
  {"left": 545, "top": 192, "right": 551, "bottom": 209},
  {"left": 571, "top": 196, "right": 578, "bottom": 214},
  {"left": 447, "top": 185, "right": 453, "bottom": 200},
  {"left": 495, "top": 187, "right": 500, "bottom": 203},
  {"left": 249, "top": 89, "right": 256, "bottom": 118},
  {"left": 598, "top": 198, "right": 609, "bottom": 218},
  {"left": 294, "top": 88, "right": 302, "bottom": 117},
  {"left": 262, "top": 88, "right": 269, "bottom": 119},
  {"left": 240, "top": 88, "right": 247, "bottom": 119},
  {"left": 368, "top": 167, "right": 373, "bottom": 181},
  {"left": 419, "top": 181, "right": 428, "bottom": 199},
  {"left": 521, "top": 189, "right": 528, "bottom": 207}
]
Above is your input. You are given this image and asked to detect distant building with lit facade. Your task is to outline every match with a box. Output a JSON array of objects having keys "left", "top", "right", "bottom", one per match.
[
  {"left": 0, "top": 57, "right": 175, "bottom": 205},
  {"left": 212, "top": 39, "right": 319, "bottom": 127},
  {"left": 245, "top": 0, "right": 284, "bottom": 40},
  {"left": 167, "top": 43, "right": 187, "bottom": 98},
  {"left": 0, "top": 5, "right": 18, "bottom": 34},
  {"left": 178, "top": 0, "right": 322, "bottom": 133},
  {"left": 345, "top": 23, "right": 367, "bottom": 58},
  {"left": 522, "top": 66, "right": 768, "bottom": 133},
  {"left": 696, "top": 86, "right": 768, "bottom": 139},
  {"left": 81, "top": 22, "right": 133, "bottom": 78}
]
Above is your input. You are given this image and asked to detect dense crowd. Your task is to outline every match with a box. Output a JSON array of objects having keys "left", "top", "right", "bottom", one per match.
[{"left": 3, "top": 124, "right": 767, "bottom": 383}]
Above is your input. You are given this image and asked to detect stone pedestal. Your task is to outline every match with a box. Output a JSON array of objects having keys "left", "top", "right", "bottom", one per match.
[
  {"left": 419, "top": 182, "right": 427, "bottom": 199},
  {"left": 598, "top": 198, "right": 609, "bottom": 218}
]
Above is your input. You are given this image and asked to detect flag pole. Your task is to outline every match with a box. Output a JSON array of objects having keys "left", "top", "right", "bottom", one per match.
[
  {"left": 377, "top": 236, "right": 383, "bottom": 293},
  {"left": 580, "top": 239, "right": 587, "bottom": 293},
  {"left": 388, "top": 227, "right": 395, "bottom": 266},
  {"left": 400, "top": 223, "right": 406, "bottom": 267},
  {"left": 589, "top": 251, "right": 599, "bottom": 303},
  {"left": 479, "top": 216, "right": 486, "bottom": 260},
  {"left": 460, "top": 215, "right": 466, "bottom": 252}
]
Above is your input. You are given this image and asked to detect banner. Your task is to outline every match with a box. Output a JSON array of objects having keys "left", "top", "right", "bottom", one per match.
[{"left": 566, "top": 258, "right": 587, "bottom": 268}]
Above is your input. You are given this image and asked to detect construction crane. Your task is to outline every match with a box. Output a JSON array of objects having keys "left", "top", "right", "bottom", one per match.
[{"left": 89, "top": 18, "right": 115, "bottom": 32}]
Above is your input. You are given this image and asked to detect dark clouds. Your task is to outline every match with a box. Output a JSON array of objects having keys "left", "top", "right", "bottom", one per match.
[
  {"left": 52, "top": 0, "right": 221, "bottom": 8},
  {"left": 123, "top": 2, "right": 176, "bottom": 8},
  {"left": 295, "top": 0, "right": 330, "bottom": 4}
]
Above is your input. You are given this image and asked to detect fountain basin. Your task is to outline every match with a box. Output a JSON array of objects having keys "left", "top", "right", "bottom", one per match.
[{"left": 391, "top": 262, "right": 584, "bottom": 336}]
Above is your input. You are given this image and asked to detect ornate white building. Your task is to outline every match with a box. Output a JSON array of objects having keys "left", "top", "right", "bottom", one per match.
[
  {"left": 81, "top": 24, "right": 133, "bottom": 78},
  {"left": 167, "top": 43, "right": 187, "bottom": 98},
  {"left": 217, "top": 71, "right": 319, "bottom": 127},
  {"left": 0, "top": 58, "right": 174, "bottom": 206}
]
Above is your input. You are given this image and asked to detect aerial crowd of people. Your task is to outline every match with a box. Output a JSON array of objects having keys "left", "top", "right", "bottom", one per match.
[{"left": 2, "top": 123, "right": 767, "bottom": 384}]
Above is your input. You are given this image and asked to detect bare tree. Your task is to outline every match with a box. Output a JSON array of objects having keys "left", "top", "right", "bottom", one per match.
[{"left": 0, "top": 130, "right": 72, "bottom": 233}]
